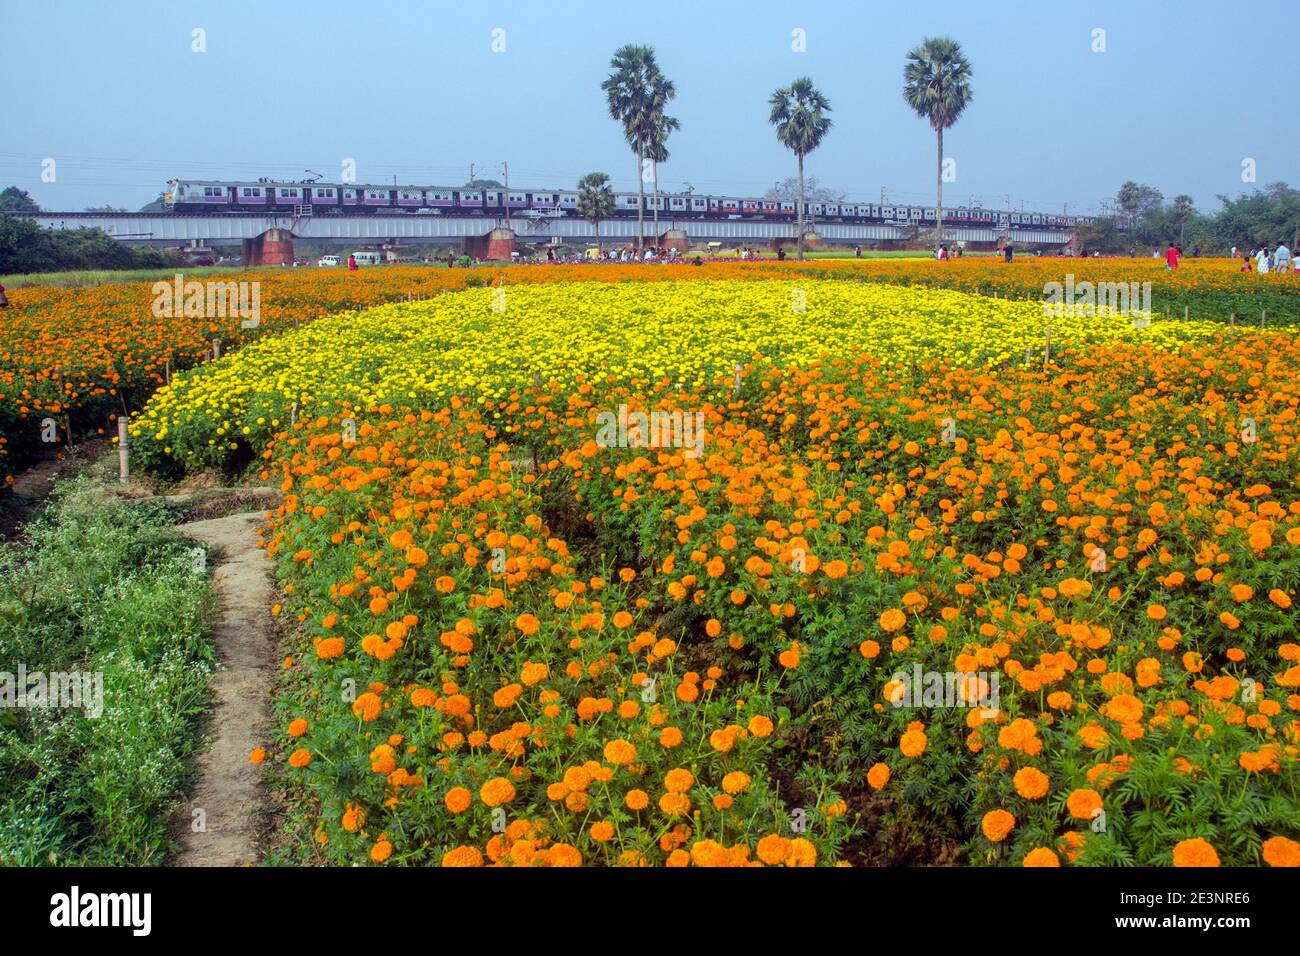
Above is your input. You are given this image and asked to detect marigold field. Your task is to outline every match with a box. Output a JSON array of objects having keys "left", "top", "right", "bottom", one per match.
[{"left": 7, "top": 258, "right": 1300, "bottom": 867}]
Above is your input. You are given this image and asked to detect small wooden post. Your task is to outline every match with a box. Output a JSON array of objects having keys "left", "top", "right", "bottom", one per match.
[
  {"left": 294, "top": 313, "right": 300, "bottom": 331},
  {"left": 212, "top": 338, "right": 222, "bottom": 359},
  {"left": 733, "top": 363, "right": 743, "bottom": 394},
  {"left": 1043, "top": 325, "right": 1051, "bottom": 371},
  {"left": 1261, "top": 310, "right": 1267, "bottom": 327},
  {"left": 1230, "top": 312, "right": 1235, "bottom": 333},
  {"left": 1184, "top": 305, "right": 1188, "bottom": 321},
  {"left": 117, "top": 416, "right": 129, "bottom": 483},
  {"left": 165, "top": 357, "right": 171, "bottom": 384}
]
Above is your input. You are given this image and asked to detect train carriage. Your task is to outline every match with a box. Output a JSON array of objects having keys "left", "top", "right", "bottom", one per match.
[
  {"left": 308, "top": 185, "right": 339, "bottom": 207},
  {"left": 234, "top": 184, "right": 266, "bottom": 207},
  {"left": 424, "top": 189, "right": 455, "bottom": 209},
  {"left": 174, "top": 181, "right": 232, "bottom": 207}
]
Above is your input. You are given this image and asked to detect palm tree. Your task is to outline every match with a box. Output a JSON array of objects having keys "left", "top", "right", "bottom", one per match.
[
  {"left": 644, "top": 112, "right": 680, "bottom": 240},
  {"left": 576, "top": 172, "right": 616, "bottom": 253},
  {"left": 769, "top": 77, "right": 832, "bottom": 260},
  {"left": 602, "top": 45, "right": 676, "bottom": 252},
  {"left": 902, "top": 37, "right": 973, "bottom": 252}
]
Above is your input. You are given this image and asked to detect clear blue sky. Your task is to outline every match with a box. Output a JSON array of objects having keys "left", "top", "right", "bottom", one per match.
[{"left": 1, "top": 0, "right": 1293, "bottom": 215}]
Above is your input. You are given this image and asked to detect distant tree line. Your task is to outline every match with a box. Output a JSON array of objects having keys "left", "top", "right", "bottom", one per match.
[
  {"left": 1076, "top": 181, "right": 1300, "bottom": 255},
  {"left": 0, "top": 212, "right": 184, "bottom": 274}
]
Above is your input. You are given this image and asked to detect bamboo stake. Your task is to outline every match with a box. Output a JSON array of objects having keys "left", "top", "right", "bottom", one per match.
[{"left": 117, "top": 416, "right": 129, "bottom": 483}]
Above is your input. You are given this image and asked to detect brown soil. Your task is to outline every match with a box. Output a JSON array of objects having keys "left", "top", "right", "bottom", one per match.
[
  {"left": 0, "top": 439, "right": 110, "bottom": 541},
  {"left": 169, "top": 510, "right": 278, "bottom": 866}
]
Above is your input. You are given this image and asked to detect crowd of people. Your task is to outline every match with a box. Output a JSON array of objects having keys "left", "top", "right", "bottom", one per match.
[{"left": 1230, "top": 243, "right": 1295, "bottom": 274}]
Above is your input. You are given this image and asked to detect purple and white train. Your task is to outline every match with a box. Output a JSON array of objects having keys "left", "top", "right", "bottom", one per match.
[{"left": 165, "top": 179, "right": 1093, "bottom": 229}]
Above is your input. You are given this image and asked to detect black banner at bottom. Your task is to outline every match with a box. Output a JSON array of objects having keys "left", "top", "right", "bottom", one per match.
[{"left": 0, "top": 865, "right": 1284, "bottom": 942}]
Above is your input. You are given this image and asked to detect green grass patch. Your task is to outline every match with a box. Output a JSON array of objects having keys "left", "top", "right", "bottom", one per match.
[{"left": 0, "top": 477, "right": 215, "bottom": 865}]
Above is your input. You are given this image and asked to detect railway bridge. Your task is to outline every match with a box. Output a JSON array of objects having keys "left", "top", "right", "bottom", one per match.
[{"left": 17, "top": 211, "right": 1071, "bottom": 264}]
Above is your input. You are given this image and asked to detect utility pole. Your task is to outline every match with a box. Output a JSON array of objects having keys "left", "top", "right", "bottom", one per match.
[{"left": 502, "top": 161, "right": 512, "bottom": 233}]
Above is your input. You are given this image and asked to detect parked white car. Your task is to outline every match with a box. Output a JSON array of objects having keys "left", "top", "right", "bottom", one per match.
[{"left": 318, "top": 255, "right": 340, "bottom": 267}]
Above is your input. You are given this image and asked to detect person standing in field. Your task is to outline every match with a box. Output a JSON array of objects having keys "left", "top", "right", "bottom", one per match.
[
  {"left": 1272, "top": 241, "right": 1291, "bottom": 273},
  {"left": 1164, "top": 243, "right": 1181, "bottom": 269},
  {"left": 1003, "top": 242, "right": 1014, "bottom": 263},
  {"left": 348, "top": 254, "right": 357, "bottom": 271}
]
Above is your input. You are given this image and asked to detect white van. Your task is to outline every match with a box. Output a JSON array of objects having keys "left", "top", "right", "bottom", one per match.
[{"left": 318, "top": 255, "right": 340, "bottom": 267}]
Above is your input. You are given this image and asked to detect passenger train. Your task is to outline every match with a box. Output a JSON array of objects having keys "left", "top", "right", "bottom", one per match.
[{"left": 165, "top": 179, "right": 1092, "bottom": 229}]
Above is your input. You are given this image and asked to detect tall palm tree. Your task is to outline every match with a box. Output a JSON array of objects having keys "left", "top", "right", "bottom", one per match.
[
  {"left": 644, "top": 112, "right": 680, "bottom": 240},
  {"left": 602, "top": 45, "right": 676, "bottom": 252},
  {"left": 769, "top": 77, "right": 832, "bottom": 261},
  {"left": 576, "top": 172, "right": 616, "bottom": 253},
  {"left": 903, "top": 37, "right": 973, "bottom": 252}
]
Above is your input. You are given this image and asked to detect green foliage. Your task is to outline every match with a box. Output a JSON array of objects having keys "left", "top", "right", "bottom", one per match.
[
  {"left": 0, "top": 213, "right": 185, "bottom": 275},
  {"left": 0, "top": 478, "right": 215, "bottom": 865}
]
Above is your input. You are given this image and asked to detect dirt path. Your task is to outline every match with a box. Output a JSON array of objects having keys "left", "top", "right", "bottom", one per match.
[{"left": 172, "top": 511, "right": 276, "bottom": 866}]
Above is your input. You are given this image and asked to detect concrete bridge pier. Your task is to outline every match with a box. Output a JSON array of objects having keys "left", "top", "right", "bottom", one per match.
[
  {"left": 242, "top": 228, "right": 294, "bottom": 266},
  {"left": 465, "top": 227, "right": 516, "bottom": 261}
]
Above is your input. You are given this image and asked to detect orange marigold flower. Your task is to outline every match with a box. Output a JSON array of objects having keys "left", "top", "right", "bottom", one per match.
[
  {"left": 1013, "top": 766, "right": 1051, "bottom": 800},
  {"left": 982, "top": 809, "right": 1015, "bottom": 842},
  {"left": 1261, "top": 835, "right": 1300, "bottom": 867},
  {"left": 315, "top": 637, "right": 345, "bottom": 659},
  {"left": 444, "top": 786, "right": 472, "bottom": 814},
  {"left": 479, "top": 776, "right": 517, "bottom": 807},
  {"left": 288, "top": 747, "right": 311, "bottom": 768},
  {"left": 1022, "top": 847, "right": 1061, "bottom": 867},
  {"left": 722, "top": 771, "right": 751, "bottom": 794},
  {"left": 664, "top": 768, "right": 694, "bottom": 793},
  {"left": 879, "top": 608, "right": 907, "bottom": 632},
  {"left": 1172, "top": 837, "right": 1219, "bottom": 867},
  {"left": 441, "top": 845, "right": 484, "bottom": 867},
  {"left": 867, "top": 763, "right": 891, "bottom": 790},
  {"left": 352, "top": 691, "right": 382, "bottom": 721},
  {"left": 371, "top": 837, "right": 393, "bottom": 863},
  {"left": 756, "top": 834, "right": 792, "bottom": 865},
  {"left": 603, "top": 738, "right": 637, "bottom": 765},
  {"left": 1066, "top": 788, "right": 1103, "bottom": 821}
]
